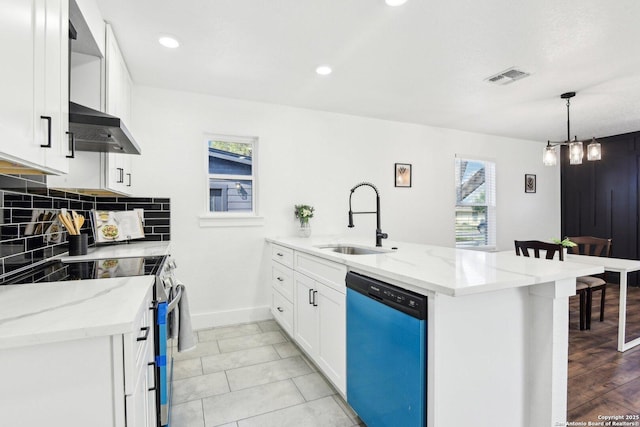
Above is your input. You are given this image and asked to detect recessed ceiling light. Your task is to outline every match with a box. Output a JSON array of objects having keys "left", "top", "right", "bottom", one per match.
[
  {"left": 385, "top": 0, "right": 408, "bottom": 6},
  {"left": 158, "top": 36, "right": 180, "bottom": 49},
  {"left": 316, "top": 65, "right": 332, "bottom": 75}
]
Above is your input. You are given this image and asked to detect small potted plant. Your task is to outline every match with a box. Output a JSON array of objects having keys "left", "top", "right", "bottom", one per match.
[
  {"left": 294, "top": 204, "right": 315, "bottom": 237},
  {"left": 552, "top": 237, "right": 577, "bottom": 256}
]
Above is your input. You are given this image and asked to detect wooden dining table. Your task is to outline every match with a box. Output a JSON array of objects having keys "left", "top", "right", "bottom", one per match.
[{"left": 565, "top": 254, "right": 640, "bottom": 352}]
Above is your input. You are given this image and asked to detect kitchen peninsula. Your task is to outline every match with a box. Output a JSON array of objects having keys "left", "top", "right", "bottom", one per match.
[{"left": 267, "top": 236, "right": 604, "bottom": 427}]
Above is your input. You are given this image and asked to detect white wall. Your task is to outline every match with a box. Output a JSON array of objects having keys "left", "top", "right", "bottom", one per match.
[{"left": 132, "top": 86, "right": 560, "bottom": 328}]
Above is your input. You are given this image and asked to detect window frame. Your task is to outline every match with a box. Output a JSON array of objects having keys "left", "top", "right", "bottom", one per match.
[
  {"left": 454, "top": 155, "right": 496, "bottom": 249},
  {"left": 199, "top": 133, "right": 264, "bottom": 227}
]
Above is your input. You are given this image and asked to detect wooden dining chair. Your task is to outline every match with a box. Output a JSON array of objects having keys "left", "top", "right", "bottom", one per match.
[
  {"left": 567, "top": 236, "right": 612, "bottom": 330},
  {"left": 514, "top": 240, "right": 589, "bottom": 329},
  {"left": 514, "top": 240, "right": 564, "bottom": 260}
]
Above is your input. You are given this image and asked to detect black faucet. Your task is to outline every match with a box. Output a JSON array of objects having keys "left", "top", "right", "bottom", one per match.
[{"left": 348, "top": 182, "right": 388, "bottom": 247}]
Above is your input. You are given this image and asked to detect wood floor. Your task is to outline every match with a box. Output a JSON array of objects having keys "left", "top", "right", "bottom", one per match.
[{"left": 567, "top": 283, "right": 640, "bottom": 421}]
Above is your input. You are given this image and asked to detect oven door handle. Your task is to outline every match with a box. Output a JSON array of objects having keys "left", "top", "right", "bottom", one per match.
[{"left": 167, "top": 284, "right": 183, "bottom": 314}]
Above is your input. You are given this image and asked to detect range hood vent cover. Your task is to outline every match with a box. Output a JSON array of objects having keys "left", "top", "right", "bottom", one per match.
[{"left": 68, "top": 102, "right": 141, "bottom": 155}]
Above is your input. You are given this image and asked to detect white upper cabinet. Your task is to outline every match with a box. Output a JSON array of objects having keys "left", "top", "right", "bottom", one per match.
[
  {"left": 105, "top": 23, "right": 132, "bottom": 125},
  {"left": 105, "top": 23, "right": 134, "bottom": 194},
  {"left": 49, "top": 20, "right": 137, "bottom": 195},
  {"left": 0, "top": 0, "right": 70, "bottom": 174}
]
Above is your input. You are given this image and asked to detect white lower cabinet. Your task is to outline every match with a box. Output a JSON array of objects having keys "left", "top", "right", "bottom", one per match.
[
  {"left": 293, "top": 268, "right": 346, "bottom": 394},
  {"left": 0, "top": 286, "right": 156, "bottom": 427},
  {"left": 270, "top": 244, "right": 347, "bottom": 394}
]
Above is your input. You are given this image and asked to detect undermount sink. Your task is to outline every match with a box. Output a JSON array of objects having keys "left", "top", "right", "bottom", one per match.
[{"left": 315, "top": 244, "right": 393, "bottom": 255}]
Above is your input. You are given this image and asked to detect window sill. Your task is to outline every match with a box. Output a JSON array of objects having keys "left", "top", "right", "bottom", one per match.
[{"left": 199, "top": 214, "right": 265, "bottom": 228}]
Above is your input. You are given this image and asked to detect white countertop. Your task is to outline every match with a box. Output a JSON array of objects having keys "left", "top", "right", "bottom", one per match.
[
  {"left": 0, "top": 276, "right": 155, "bottom": 350},
  {"left": 268, "top": 236, "right": 604, "bottom": 296},
  {"left": 59, "top": 241, "right": 171, "bottom": 262},
  {"left": 565, "top": 253, "right": 640, "bottom": 273}
]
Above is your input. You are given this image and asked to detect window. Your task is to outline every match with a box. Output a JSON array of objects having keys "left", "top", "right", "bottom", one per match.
[
  {"left": 206, "top": 134, "right": 257, "bottom": 215},
  {"left": 455, "top": 156, "right": 496, "bottom": 248}
]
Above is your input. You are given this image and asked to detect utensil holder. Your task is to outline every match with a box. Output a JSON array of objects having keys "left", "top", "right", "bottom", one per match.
[{"left": 68, "top": 233, "right": 88, "bottom": 256}]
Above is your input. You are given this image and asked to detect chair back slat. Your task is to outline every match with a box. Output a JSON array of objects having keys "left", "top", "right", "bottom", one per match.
[{"left": 514, "top": 240, "right": 564, "bottom": 261}]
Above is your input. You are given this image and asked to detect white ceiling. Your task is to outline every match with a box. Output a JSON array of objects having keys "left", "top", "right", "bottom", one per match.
[{"left": 95, "top": 0, "right": 640, "bottom": 143}]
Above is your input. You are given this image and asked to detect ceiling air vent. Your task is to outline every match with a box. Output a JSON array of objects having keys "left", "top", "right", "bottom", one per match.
[{"left": 485, "top": 67, "right": 530, "bottom": 85}]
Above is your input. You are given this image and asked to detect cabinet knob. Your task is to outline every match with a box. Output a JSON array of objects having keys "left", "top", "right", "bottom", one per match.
[
  {"left": 277, "top": 307, "right": 284, "bottom": 312},
  {"left": 276, "top": 252, "right": 284, "bottom": 257},
  {"left": 277, "top": 277, "right": 284, "bottom": 282}
]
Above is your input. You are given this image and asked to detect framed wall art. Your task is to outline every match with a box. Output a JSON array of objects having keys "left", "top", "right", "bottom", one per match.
[
  {"left": 525, "top": 174, "right": 536, "bottom": 193},
  {"left": 395, "top": 163, "right": 412, "bottom": 187}
]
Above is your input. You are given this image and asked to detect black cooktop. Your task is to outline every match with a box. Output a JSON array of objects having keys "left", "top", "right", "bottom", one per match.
[{"left": 1, "top": 256, "right": 165, "bottom": 285}]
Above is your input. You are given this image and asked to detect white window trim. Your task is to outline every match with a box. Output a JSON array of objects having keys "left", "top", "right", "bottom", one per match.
[
  {"left": 454, "top": 155, "right": 497, "bottom": 250},
  {"left": 201, "top": 133, "right": 263, "bottom": 228}
]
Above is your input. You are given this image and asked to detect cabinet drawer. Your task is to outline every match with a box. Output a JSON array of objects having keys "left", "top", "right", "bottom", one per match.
[
  {"left": 271, "top": 244, "right": 294, "bottom": 268},
  {"left": 272, "top": 288, "right": 293, "bottom": 336},
  {"left": 124, "top": 286, "right": 154, "bottom": 395},
  {"left": 271, "top": 262, "right": 293, "bottom": 302},
  {"left": 294, "top": 252, "right": 347, "bottom": 293}
]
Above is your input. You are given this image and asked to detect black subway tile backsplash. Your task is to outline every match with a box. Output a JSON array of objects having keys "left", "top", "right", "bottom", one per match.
[{"left": 0, "top": 174, "right": 171, "bottom": 279}]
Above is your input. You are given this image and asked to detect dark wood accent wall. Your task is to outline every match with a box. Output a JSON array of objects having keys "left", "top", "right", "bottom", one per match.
[{"left": 561, "top": 131, "right": 640, "bottom": 285}]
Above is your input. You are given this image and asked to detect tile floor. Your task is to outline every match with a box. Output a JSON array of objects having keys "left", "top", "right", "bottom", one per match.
[{"left": 170, "top": 320, "right": 364, "bottom": 427}]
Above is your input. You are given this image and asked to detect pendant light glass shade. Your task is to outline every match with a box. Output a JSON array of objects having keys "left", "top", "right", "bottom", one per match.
[
  {"left": 543, "top": 92, "right": 603, "bottom": 166},
  {"left": 587, "top": 138, "right": 602, "bottom": 161},
  {"left": 569, "top": 140, "right": 583, "bottom": 165},
  {"left": 543, "top": 144, "right": 558, "bottom": 166}
]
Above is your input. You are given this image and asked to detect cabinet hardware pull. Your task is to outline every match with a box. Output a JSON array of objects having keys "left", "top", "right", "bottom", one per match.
[
  {"left": 126, "top": 173, "right": 131, "bottom": 187},
  {"left": 116, "top": 167, "right": 124, "bottom": 183},
  {"left": 313, "top": 290, "right": 318, "bottom": 306},
  {"left": 136, "top": 326, "right": 150, "bottom": 341},
  {"left": 40, "top": 116, "right": 52, "bottom": 148},
  {"left": 277, "top": 277, "right": 284, "bottom": 282},
  {"left": 148, "top": 362, "right": 157, "bottom": 391},
  {"left": 65, "top": 131, "right": 75, "bottom": 158},
  {"left": 277, "top": 252, "right": 283, "bottom": 257},
  {"left": 277, "top": 307, "right": 284, "bottom": 312},
  {"left": 308, "top": 288, "right": 314, "bottom": 305}
]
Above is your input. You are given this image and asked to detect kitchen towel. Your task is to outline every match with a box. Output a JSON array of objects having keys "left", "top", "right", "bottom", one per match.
[{"left": 176, "top": 283, "right": 196, "bottom": 352}]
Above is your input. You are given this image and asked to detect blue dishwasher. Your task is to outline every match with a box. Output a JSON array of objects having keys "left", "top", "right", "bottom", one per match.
[{"left": 346, "top": 271, "right": 427, "bottom": 427}]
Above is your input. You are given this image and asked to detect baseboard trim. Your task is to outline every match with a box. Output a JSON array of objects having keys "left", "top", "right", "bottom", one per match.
[{"left": 191, "top": 306, "right": 272, "bottom": 330}]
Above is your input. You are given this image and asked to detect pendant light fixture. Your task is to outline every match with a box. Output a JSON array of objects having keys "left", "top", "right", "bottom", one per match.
[{"left": 543, "top": 92, "right": 602, "bottom": 166}]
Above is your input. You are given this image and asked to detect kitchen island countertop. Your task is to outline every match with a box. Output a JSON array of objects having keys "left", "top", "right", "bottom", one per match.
[{"left": 267, "top": 236, "right": 603, "bottom": 296}]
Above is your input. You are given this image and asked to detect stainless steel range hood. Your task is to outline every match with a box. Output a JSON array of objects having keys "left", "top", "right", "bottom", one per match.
[{"left": 69, "top": 102, "right": 141, "bottom": 155}]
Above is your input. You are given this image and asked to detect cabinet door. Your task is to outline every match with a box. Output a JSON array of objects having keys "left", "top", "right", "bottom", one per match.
[
  {"left": 106, "top": 152, "right": 125, "bottom": 192},
  {"left": 294, "top": 272, "right": 318, "bottom": 355},
  {"left": 0, "top": 0, "right": 44, "bottom": 167},
  {"left": 316, "top": 283, "right": 346, "bottom": 394},
  {"left": 105, "top": 24, "right": 132, "bottom": 124},
  {"left": 125, "top": 365, "right": 150, "bottom": 427},
  {"left": 41, "top": 0, "right": 69, "bottom": 173},
  {"left": 0, "top": 0, "right": 68, "bottom": 174}
]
